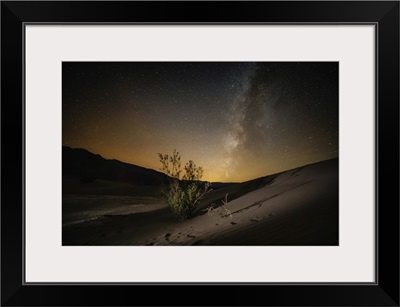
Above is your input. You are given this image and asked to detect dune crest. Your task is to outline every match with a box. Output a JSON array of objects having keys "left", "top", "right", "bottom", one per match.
[{"left": 63, "top": 158, "right": 338, "bottom": 246}]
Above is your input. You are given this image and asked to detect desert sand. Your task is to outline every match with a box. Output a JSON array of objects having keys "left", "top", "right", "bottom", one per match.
[{"left": 62, "top": 158, "right": 338, "bottom": 245}]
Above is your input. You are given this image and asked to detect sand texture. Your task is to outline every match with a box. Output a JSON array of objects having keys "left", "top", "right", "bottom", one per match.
[{"left": 63, "top": 158, "right": 338, "bottom": 245}]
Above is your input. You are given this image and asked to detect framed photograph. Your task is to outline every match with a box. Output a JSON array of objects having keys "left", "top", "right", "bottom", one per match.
[{"left": 2, "top": 1, "right": 399, "bottom": 306}]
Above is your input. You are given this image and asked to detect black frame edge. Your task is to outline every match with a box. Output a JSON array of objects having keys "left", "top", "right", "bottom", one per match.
[{"left": 1, "top": 1, "right": 399, "bottom": 306}]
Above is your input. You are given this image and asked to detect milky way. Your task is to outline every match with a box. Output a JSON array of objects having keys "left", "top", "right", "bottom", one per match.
[{"left": 63, "top": 62, "right": 338, "bottom": 182}]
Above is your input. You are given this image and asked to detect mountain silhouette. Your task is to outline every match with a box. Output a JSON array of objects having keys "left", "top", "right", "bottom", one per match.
[{"left": 62, "top": 146, "right": 168, "bottom": 186}]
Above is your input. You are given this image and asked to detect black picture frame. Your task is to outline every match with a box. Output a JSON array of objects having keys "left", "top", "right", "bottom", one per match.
[{"left": 1, "top": 1, "right": 399, "bottom": 306}]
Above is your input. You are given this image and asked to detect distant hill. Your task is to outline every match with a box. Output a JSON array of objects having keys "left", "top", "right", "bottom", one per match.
[
  {"left": 62, "top": 146, "right": 238, "bottom": 190},
  {"left": 62, "top": 146, "right": 169, "bottom": 186}
]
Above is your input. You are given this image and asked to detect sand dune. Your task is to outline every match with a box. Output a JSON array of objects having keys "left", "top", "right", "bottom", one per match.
[{"left": 62, "top": 158, "right": 338, "bottom": 245}]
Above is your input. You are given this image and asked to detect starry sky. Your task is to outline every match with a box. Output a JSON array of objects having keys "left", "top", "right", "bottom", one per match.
[{"left": 62, "top": 62, "right": 338, "bottom": 183}]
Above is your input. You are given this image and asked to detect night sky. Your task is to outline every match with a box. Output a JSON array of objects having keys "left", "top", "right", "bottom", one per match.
[{"left": 62, "top": 62, "right": 338, "bottom": 183}]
